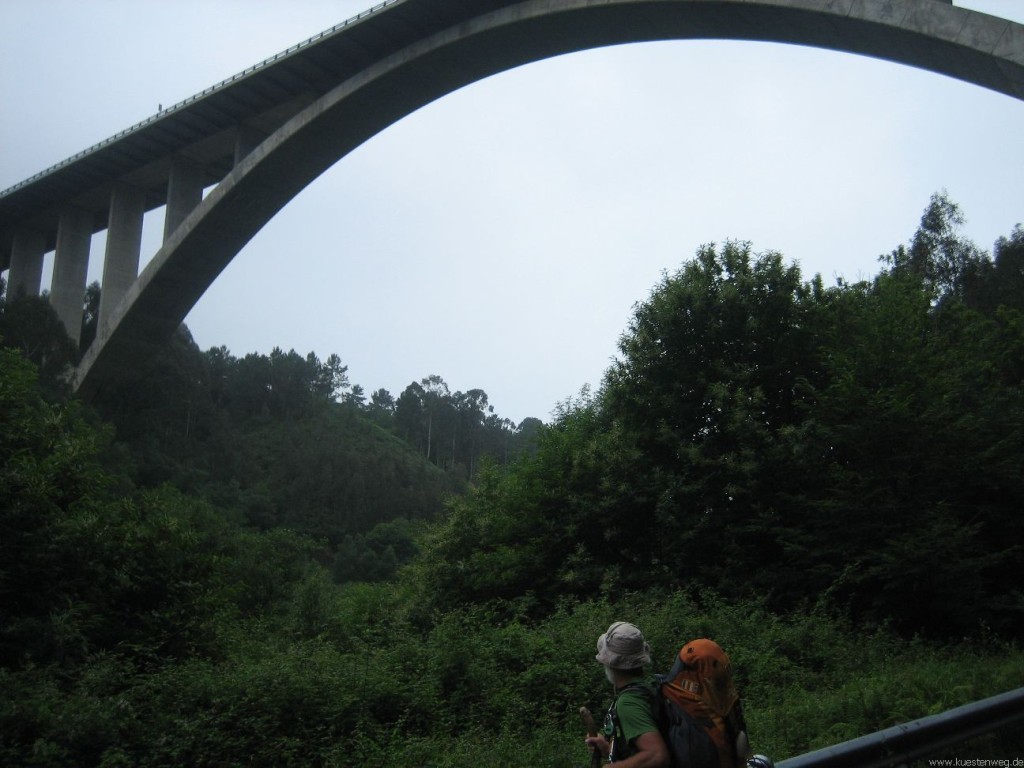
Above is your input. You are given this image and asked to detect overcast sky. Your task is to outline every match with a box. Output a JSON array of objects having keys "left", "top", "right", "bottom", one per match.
[{"left": 2, "top": 1, "right": 1022, "bottom": 424}]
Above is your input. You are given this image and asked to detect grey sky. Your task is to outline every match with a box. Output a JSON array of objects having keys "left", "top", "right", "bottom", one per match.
[{"left": 2, "top": 1, "right": 1022, "bottom": 424}]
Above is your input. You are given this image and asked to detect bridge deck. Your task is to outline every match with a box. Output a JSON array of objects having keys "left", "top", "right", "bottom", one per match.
[
  {"left": 3, "top": 0, "right": 1020, "bottom": 271},
  {"left": 0, "top": 0, "right": 515, "bottom": 268}
]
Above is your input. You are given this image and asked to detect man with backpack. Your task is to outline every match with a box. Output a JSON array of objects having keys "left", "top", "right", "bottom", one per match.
[
  {"left": 585, "top": 621, "right": 671, "bottom": 766},
  {"left": 585, "top": 622, "right": 758, "bottom": 768}
]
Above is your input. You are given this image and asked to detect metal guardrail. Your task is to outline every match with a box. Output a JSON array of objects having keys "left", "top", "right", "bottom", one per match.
[{"left": 776, "top": 687, "right": 1024, "bottom": 768}]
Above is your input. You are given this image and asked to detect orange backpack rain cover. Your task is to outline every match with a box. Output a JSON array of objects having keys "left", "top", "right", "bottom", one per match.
[{"left": 662, "top": 638, "right": 745, "bottom": 768}]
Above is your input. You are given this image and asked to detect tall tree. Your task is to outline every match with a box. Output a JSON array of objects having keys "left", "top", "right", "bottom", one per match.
[
  {"left": 320, "top": 352, "right": 350, "bottom": 401},
  {"left": 420, "top": 375, "right": 452, "bottom": 466},
  {"left": 973, "top": 224, "right": 1024, "bottom": 313},
  {"left": 343, "top": 383, "right": 366, "bottom": 408},
  {"left": 370, "top": 388, "right": 396, "bottom": 413},
  {"left": 452, "top": 388, "right": 489, "bottom": 475},
  {"left": 395, "top": 381, "right": 427, "bottom": 454},
  {"left": 885, "top": 191, "right": 988, "bottom": 303},
  {"left": 80, "top": 281, "right": 101, "bottom": 350}
]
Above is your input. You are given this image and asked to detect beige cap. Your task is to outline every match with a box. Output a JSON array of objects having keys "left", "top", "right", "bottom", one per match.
[{"left": 595, "top": 621, "right": 652, "bottom": 668}]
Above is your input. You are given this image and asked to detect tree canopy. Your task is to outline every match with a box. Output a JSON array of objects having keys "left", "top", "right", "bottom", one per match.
[
  {"left": 419, "top": 199, "right": 1024, "bottom": 636},
  {"left": 2, "top": 194, "right": 1022, "bottom": 765}
]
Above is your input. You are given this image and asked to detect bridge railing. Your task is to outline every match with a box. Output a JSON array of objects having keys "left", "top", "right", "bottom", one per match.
[{"left": 776, "top": 687, "right": 1024, "bottom": 768}]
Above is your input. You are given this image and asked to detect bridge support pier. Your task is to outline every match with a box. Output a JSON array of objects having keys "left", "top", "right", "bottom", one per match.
[
  {"left": 6, "top": 228, "right": 46, "bottom": 301},
  {"left": 98, "top": 183, "right": 145, "bottom": 333},
  {"left": 164, "top": 156, "right": 204, "bottom": 242},
  {"left": 51, "top": 207, "right": 93, "bottom": 345}
]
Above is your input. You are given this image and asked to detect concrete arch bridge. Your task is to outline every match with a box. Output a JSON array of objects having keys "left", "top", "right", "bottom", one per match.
[{"left": 0, "top": 0, "right": 1021, "bottom": 399}]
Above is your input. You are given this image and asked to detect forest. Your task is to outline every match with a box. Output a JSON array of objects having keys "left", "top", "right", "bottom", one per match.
[{"left": 1, "top": 192, "right": 1022, "bottom": 766}]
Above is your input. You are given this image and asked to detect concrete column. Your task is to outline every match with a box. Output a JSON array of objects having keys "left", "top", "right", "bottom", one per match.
[
  {"left": 234, "top": 124, "right": 267, "bottom": 166},
  {"left": 163, "top": 155, "right": 204, "bottom": 242},
  {"left": 51, "top": 207, "right": 93, "bottom": 345},
  {"left": 98, "top": 183, "right": 145, "bottom": 332},
  {"left": 7, "top": 228, "right": 46, "bottom": 300}
]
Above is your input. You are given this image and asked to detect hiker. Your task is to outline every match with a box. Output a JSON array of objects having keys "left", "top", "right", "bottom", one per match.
[{"left": 585, "top": 621, "right": 670, "bottom": 767}]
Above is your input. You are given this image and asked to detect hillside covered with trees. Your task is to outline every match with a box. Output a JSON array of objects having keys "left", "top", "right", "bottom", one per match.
[{"left": 1, "top": 193, "right": 1022, "bottom": 765}]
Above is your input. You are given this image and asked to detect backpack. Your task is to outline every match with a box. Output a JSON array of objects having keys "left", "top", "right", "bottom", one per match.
[{"left": 610, "top": 638, "right": 750, "bottom": 768}]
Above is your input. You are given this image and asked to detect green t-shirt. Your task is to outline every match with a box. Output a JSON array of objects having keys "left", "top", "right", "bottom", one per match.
[{"left": 604, "top": 680, "right": 661, "bottom": 761}]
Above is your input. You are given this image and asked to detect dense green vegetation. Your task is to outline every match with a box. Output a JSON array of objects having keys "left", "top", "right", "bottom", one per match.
[
  {"left": 421, "top": 197, "right": 1024, "bottom": 641},
  {"left": 1, "top": 193, "right": 1022, "bottom": 765},
  {"left": 1, "top": 286, "right": 543, "bottom": 580}
]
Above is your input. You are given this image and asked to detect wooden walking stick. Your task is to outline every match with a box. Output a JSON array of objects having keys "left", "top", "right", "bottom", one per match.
[{"left": 580, "top": 706, "right": 602, "bottom": 768}]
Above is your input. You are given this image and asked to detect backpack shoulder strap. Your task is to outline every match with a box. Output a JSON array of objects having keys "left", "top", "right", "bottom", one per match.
[{"left": 608, "top": 681, "right": 668, "bottom": 760}]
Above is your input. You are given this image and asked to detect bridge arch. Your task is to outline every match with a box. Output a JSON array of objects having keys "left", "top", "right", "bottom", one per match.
[{"left": 66, "top": 0, "right": 1024, "bottom": 398}]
